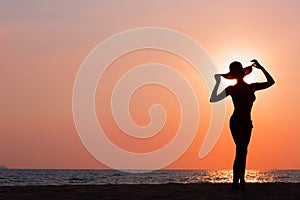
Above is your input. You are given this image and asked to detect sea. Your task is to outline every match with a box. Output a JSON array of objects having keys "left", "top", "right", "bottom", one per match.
[{"left": 0, "top": 169, "right": 299, "bottom": 186}]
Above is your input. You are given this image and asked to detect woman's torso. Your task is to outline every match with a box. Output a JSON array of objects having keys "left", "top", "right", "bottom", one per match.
[{"left": 228, "top": 82, "right": 256, "bottom": 120}]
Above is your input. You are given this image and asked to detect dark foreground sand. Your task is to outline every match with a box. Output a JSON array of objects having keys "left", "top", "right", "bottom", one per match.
[{"left": 0, "top": 183, "right": 299, "bottom": 200}]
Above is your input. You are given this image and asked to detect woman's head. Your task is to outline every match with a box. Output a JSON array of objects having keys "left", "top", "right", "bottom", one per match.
[
  {"left": 229, "top": 61, "right": 245, "bottom": 78},
  {"left": 219, "top": 61, "right": 253, "bottom": 80}
]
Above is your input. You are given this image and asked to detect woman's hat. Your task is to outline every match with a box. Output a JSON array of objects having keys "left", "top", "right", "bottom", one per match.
[{"left": 220, "top": 61, "right": 252, "bottom": 79}]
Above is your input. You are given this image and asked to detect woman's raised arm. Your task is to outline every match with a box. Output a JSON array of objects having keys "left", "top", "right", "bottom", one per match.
[
  {"left": 210, "top": 74, "right": 228, "bottom": 102},
  {"left": 250, "top": 59, "right": 275, "bottom": 91}
]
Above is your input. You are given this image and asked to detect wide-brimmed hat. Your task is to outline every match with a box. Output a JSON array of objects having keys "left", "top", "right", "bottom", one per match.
[{"left": 220, "top": 61, "right": 252, "bottom": 79}]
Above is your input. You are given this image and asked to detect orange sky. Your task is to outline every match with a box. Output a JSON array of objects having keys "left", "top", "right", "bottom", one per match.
[{"left": 0, "top": 0, "right": 299, "bottom": 169}]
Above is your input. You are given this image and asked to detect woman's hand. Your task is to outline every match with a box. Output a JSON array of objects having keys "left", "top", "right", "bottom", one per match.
[
  {"left": 214, "top": 74, "right": 221, "bottom": 82},
  {"left": 251, "top": 59, "right": 264, "bottom": 69},
  {"left": 250, "top": 59, "right": 275, "bottom": 91}
]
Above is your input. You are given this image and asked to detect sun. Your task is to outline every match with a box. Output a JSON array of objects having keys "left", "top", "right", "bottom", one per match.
[
  {"left": 243, "top": 68, "right": 258, "bottom": 84},
  {"left": 215, "top": 47, "right": 266, "bottom": 85},
  {"left": 216, "top": 58, "right": 264, "bottom": 87}
]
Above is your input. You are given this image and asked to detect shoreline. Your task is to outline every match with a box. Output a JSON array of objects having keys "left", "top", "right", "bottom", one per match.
[{"left": 0, "top": 183, "right": 299, "bottom": 200}]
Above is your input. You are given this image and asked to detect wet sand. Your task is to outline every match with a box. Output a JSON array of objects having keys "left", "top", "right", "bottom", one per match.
[{"left": 0, "top": 183, "right": 299, "bottom": 200}]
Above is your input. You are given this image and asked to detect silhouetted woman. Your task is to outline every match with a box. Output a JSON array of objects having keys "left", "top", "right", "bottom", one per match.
[{"left": 210, "top": 59, "right": 275, "bottom": 190}]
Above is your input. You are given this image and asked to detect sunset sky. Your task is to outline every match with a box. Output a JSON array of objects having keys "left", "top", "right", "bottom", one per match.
[{"left": 1, "top": 0, "right": 299, "bottom": 169}]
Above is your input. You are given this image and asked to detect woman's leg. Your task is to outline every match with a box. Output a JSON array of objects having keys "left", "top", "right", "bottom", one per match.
[
  {"left": 240, "top": 121, "right": 253, "bottom": 186},
  {"left": 230, "top": 117, "right": 243, "bottom": 186},
  {"left": 230, "top": 118, "right": 253, "bottom": 188}
]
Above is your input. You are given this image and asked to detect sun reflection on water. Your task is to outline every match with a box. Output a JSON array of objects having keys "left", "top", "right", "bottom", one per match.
[{"left": 185, "top": 170, "right": 298, "bottom": 183}]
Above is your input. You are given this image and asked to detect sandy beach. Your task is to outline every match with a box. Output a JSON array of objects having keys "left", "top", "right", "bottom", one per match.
[{"left": 0, "top": 183, "right": 298, "bottom": 200}]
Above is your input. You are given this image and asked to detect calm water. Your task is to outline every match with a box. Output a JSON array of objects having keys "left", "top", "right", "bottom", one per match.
[{"left": 0, "top": 169, "right": 299, "bottom": 186}]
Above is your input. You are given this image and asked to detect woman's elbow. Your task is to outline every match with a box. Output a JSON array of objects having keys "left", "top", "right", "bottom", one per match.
[{"left": 210, "top": 97, "right": 218, "bottom": 103}]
